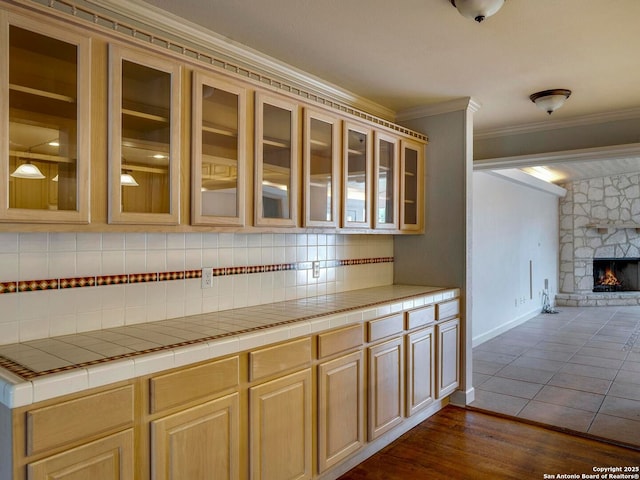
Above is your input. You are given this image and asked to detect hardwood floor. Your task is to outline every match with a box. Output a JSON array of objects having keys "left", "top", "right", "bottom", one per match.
[{"left": 338, "top": 405, "right": 639, "bottom": 480}]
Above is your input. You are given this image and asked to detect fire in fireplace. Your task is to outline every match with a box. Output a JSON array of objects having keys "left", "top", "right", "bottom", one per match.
[{"left": 593, "top": 258, "right": 640, "bottom": 292}]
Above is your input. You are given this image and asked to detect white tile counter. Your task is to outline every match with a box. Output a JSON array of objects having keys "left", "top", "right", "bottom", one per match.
[{"left": 0, "top": 284, "right": 458, "bottom": 408}]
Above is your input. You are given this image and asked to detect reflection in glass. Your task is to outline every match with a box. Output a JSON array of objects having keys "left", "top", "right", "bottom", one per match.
[
  {"left": 120, "top": 60, "right": 171, "bottom": 213},
  {"left": 261, "top": 103, "right": 291, "bottom": 219},
  {"left": 346, "top": 130, "right": 368, "bottom": 223},
  {"left": 9, "top": 26, "right": 78, "bottom": 211},
  {"left": 309, "top": 118, "right": 333, "bottom": 222},
  {"left": 377, "top": 139, "right": 395, "bottom": 225},
  {"left": 200, "top": 86, "right": 240, "bottom": 217}
]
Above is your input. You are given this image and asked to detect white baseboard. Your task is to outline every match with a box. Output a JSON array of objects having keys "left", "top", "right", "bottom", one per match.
[{"left": 472, "top": 308, "right": 541, "bottom": 348}]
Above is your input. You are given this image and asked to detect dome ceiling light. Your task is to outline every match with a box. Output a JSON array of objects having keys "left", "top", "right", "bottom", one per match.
[
  {"left": 450, "top": 0, "right": 505, "bottom": 23},
  {"left": 529, "top": 89, "right": 572, "bottom": 115}
]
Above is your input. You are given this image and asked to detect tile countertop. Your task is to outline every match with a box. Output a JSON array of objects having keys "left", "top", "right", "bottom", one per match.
[{"left": 0, "top": 284, "right": 459, "bottom": 408}]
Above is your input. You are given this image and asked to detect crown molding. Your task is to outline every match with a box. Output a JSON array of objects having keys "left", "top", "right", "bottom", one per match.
[
  {"left": 475, "top": 107, "right": 640, "bottom": 140},
  {"left": 473, "top": 142, "right": 640, "bottom": 170},
  {"left": 85, "top": 0, "right": 396, "bottom": 121},
  {"left": 396, "top": 97, "right": 481, "bottom": 122}
]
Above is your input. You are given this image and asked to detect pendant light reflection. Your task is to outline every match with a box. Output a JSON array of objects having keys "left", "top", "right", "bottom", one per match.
[
  {"left": 121, "top": 171, "right": 139, "bottom": 187},
  {"left": 11, "top": 162, "right": 45, "bottom": 179}
]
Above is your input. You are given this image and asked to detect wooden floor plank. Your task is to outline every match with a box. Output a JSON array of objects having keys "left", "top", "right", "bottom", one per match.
[{"left": 339, "top": 406, "right": 640, "bottom": 480}]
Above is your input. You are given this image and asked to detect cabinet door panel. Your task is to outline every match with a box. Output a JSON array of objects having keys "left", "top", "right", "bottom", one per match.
[
  {"left": 368, "top": 337, "right": 404, "bottom": 440},
  {"left": 406, "top": 327, "right": 434, "bottom": 416},
  {"left": 151, "top": 393, "right": 239, "bottom": 480},
  {"left": 27, "top": 429, "right": 134, "bottom": 480},
  {"left": 400, "top": 139, "right": 424, "bottom": 232},
  {"left": 437, "top": 318, "right": 460, "bottom": 398},
  {"left": 250, "top": 369, "right": 312, "bottom": 480},
  {"left": 342, "top": 122, "right": 372, "bottom": 229},
  {"left": 192, "top": 72, "right": 246, "bottom": 226},
  {"left": 1, "top": 13, "right": 90, "bottom": 223},
  {"left": 255, "top": 92, "right": 298, "bottom": 227},
  {"left": 373, "top": 132, "right": 399, "bottom": 229},
  {"left": 303, "top": 108, "right": 339, "bottom": 227},
  {"left": 108, "top": 44, "right": 181, "bottom": 225},
  {"left": 318, "top": 350, "right": 364, "bottom": 472}
]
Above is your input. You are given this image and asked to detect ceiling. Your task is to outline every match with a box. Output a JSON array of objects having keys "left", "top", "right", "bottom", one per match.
[{"left": 136, "top": 0, "right": 640, "bottom": 181}]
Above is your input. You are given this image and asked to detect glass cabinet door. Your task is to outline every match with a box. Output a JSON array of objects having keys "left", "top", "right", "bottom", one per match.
[
  {"left": 374, "top": 132, "right": 399, "bottom": 230},
  {"left": 255, "top": 92, "right": 298, "bottom": 227},
  {"left": 342, "top": 122, "right": 372, "bottom": 229},
  {"left": 1, "top": 15, "right": 90, "bottom": 223},
  {"left": 303, "top": 108, "right": 339, "bottom": 227},
  {"left": 400, "top": 139, "right": 424, "bottom": 232},
  {"left": 192, "top": 72, "right": 246, "bottom": 226},
  {"left": 108, "top": 44, "right": 181, "bottom": 225}
]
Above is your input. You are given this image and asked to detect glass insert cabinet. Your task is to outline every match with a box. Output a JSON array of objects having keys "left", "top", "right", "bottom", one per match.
[
  {"left": 191, "top": 72, "right": 246, "bottom": 226},
  {"left": 303, "top": 109, "right": 340, "bottom": 228},
  {"left": 342, "top": 122, "right": 372, "bottom": 229},
  {"left": 108, "top": 44, "right": 181, "bottom": 225},
  {"left": 1, "top": 13, "right": 90, "bottom": 223},
  {"left": 254, "top": 92, "right": 298, "bottom": 227}
]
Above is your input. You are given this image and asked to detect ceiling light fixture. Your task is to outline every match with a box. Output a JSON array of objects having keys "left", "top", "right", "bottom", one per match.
[
  {"left": 450, "top": 0, "right": 505, "bottom": 23},
  {"left": 529, "top": 89, "right": 572, "bottom": 115},
  {"left": 120, "top": 171, "right": 139, "bottom": 187},
  {"left": 11, "top": 162, "right": 45, "bottom": 179}
]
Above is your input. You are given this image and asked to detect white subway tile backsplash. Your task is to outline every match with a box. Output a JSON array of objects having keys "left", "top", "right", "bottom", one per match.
[
  {"left": 0, "top": 233, "right": 394, "bottom": 344},
  {"left": 125, "top": 233, "right": 146, "bottom": 250},
  {"left": 0, "top": 233, "right": 19, "bottom": 253},
  {"left": 0, "top": 253, "right": 19, "bottom": 282},
  {"left": 102, "top": 232, "right": 125, "bottom": 251},
  {"left": 76, "top": 233, "right": 102, "bottom": 251}
]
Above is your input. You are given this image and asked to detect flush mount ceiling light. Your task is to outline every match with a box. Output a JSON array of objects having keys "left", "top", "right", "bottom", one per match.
[
  {"left": 120, "top": 172, "right": 139, "bottom": 187},
  {"left": 11, "top": 162, "right": 45, "bottom": 179},
  {"left": 529, "top": 89, "right": 572, "bottom": 115},
  {"left": 450, "top": 0, "right": 505, "bottom": 23}
]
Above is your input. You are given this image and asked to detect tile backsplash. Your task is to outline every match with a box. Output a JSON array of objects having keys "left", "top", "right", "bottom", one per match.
[{"left": 0, "top": 232, "right": 394, "bottom": 345}]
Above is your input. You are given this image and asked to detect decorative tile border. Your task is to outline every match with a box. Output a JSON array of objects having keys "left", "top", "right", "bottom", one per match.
[{"left": 0, "top": 257, "right": 393, "bottom": 295}]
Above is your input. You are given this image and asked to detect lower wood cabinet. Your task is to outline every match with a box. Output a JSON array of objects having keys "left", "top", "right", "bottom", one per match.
[
  {"left": 7, "top": 293, "right": 460, "bottom": 480},
  {"left": 436, "top": 318, "right": 460, "bottom": 398},
  {"left": 406, "top": 326, "right": 435, "bottom": 416},
  {"left": 249, "top": 368, "right": 312, "bottom": 480},
  {"left": 151, "top": 393, "right": 239, "bottom": 480},
  {"left": 317, "top": 350, "right": 364, "bottom": 473},
  {"left": 27, "top": 429, "right": 134, "bottom": 480},
  {"left": 367, "top": 336, "right": 404, "bottom": 440}
]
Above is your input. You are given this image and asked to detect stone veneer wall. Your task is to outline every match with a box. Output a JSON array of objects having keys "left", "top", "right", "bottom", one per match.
[{"left": 558, "top": 171, "right": 640, "bottom": 306}]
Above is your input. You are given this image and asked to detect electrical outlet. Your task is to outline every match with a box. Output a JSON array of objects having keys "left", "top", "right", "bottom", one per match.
[
  {"left": 312, "top": 261, "right": 320, "bottom": 278},
  {"left": 201, "top": 267, "right": 213, "bottom": 289}
]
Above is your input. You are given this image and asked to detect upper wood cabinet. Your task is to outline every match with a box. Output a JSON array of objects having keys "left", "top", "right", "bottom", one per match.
[
  {"left": 342, "top": 122, "right": 372, "bottom": 229},
  {"left": 373, "top": 132, "right": 399, "bottom": 230},
  {"left": 400, "top": 139, "right": 424, "bottom": 232},
  {"left": 108, "top": 44, "right": 181, "bottom": 225},
  {"left": 0, "top": 13, "right": 91, "bottom": 224},
  {"left": 254, "top": 92, "right": 299, "bottom": 227},
  {"left": 191, "top": 72, "right": 246, "bottom": 226},
  {"left": 303, "top": 108, "right": 340, "bottom": 228}
]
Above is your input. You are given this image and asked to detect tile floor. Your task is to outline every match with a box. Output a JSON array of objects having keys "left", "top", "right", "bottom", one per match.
[{"left": 470, "top": 305, "right": 640, "bottom": 448}]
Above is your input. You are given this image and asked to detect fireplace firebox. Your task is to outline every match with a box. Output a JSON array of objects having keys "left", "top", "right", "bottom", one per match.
[{"left": 593, "top": 258, "right": 640, "bottom": 292}]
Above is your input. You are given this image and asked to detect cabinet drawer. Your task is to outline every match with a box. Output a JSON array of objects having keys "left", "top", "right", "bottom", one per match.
[
  {"left": 405, "top": 305, "right": 435, "bottom": 330},
  {"left": 26, "top": 385, "right": 134, "bottom": 456},
  {"left": 150, "top": 356, "right": 239, "bottom": 413},
  {"left": 367, "top": 314, "right": 404, "bottom": 343},
  {"left": 318, "top": 324, "right": 363, "bottom": 359},
  {"left": 436, "top": 299, "right": 460, "bottom": 320},
  {"left": 250, "top": 337, "right": 312, "bottom": 382}
]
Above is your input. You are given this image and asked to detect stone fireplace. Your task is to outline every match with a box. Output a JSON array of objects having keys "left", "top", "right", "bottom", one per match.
[{"left": 557, "top": 171, "right": 640, "bottom": 306}]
